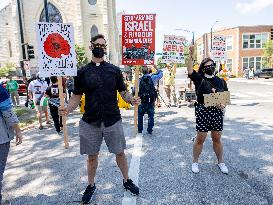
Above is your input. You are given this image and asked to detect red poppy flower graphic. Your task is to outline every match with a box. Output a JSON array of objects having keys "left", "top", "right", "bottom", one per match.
[{"left": 44, "top": 33, "right": 71, "bottom": 58}]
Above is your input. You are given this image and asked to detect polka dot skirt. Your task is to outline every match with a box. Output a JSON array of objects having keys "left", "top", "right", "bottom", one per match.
[{"left": 195, "top": 104, "right": 224, "bottom": 132}]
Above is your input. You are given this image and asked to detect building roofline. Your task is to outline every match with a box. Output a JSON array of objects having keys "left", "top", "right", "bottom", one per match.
[{"left": 195, "top": 24, "right": 273, "bottom": 42}]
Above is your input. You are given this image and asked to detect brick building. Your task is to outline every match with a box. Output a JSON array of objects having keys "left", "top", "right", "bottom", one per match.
[{"left": 196, "top": 25, "right": 273, "bottom": 77}]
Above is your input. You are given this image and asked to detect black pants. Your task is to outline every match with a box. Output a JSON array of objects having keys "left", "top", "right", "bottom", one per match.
[{"left": 49, "top": 104, "right": 63, "bottom": 132}]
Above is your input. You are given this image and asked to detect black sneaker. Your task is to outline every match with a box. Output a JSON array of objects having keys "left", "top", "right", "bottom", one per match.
[
  {"left": 123, "top": 179, "right": 139, "bottom": 196},
  {"left": 82, "top": 184, "right": 96, "bottom": 204}
]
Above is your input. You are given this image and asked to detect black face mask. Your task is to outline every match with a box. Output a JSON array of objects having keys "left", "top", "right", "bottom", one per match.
[
  {"left": 92, "top": 47, "right": 105, "bottom": 58},
  {"left": 203, "top": 64, "right": 215, "bottom": 75}
]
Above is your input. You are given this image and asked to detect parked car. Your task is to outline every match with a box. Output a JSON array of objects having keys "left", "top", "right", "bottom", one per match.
[
  {"left": 1, "top": 78, "right": 27, "bottom": 95},
  {"left": 258, "top": 68, "right": 273, "bottom": 79}
]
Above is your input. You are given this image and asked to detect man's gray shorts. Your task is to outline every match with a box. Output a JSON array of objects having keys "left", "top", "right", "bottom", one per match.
[{"left": 79, "top": 119, "right": 126, "bottom": 155}]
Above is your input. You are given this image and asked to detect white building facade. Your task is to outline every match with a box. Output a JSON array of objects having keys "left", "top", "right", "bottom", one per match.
[{"left": 0, "top": 0, "right": 120, "bottom": 73}]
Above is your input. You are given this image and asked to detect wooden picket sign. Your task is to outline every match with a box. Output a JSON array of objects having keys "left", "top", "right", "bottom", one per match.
[
  {"left": 134, "top": 66, "right": 140, "bottom": 134},
  {"left": 57, "top": 76, "right": 69, "bottom": 149}
]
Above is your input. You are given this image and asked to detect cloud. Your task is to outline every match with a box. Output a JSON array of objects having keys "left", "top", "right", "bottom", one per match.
[{"left": 236, "top": 0, "right": 273, "bottom": 14}]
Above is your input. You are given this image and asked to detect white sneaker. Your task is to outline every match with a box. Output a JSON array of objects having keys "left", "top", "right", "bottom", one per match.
[
  {"left": 191, "top": 163, "right": 200, "bottom": 173},
  {"left": 218, "top": 163, "right": 229, "bottom": 174}
]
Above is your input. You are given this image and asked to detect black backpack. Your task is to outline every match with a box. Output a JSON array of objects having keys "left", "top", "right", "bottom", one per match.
[{"left": 139, "top": 75, "right": 157, "bottom": 104}]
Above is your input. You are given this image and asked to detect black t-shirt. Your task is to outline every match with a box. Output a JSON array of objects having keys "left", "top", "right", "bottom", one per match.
[
  {"left": 189, "top": 71, "right": 228, "bottom": 104},
  {"left": 45, "top": 84, "right": 65, "bottom": 98},
  {"left": 73, "top": 61, "right": 127, "bottom": 127}
]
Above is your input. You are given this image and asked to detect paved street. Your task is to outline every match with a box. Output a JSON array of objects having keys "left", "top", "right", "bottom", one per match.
[{"left": 2, "top": 77, "right": 273, "bottom": 205}]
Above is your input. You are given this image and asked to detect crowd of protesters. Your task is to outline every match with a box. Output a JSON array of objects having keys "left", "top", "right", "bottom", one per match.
[{"left": 0, "top": 34, "right": 232, "bottom": 205}]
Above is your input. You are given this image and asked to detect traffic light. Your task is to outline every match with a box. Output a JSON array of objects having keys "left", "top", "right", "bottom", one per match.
[
  {"left": 27, "top": 45, "right": 35, "bottom": 59},
  {"left": 271, "top": 28, "right": 273, "bottom": 40}
]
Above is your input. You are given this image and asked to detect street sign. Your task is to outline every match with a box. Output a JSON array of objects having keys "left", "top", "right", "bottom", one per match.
[{"left": 23, "top": 60, "right": 31, "bottom": 78}]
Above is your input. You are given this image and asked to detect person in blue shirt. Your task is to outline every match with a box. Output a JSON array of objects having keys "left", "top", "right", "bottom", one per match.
[
  {"left": 148, "top": 65, "right": 163, "bottom": 86},
  {"left": 138, "top": 66, "right": 163, "bottom": 135}
]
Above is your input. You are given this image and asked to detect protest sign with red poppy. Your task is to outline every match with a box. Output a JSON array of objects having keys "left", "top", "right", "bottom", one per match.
[
  {"left": 36, "top": 23, "right": 77, "bottom": 77},
  {"left": 122, "top": 14, "right": 156, "bottom": 66}
]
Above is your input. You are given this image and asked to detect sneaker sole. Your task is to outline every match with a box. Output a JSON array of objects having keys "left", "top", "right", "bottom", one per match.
[
  {"left": 81, "top": 188, "right": 97, "bottom": 204},
  {"left": 124, "top": 188, "right": 139, "bottom": 196}
]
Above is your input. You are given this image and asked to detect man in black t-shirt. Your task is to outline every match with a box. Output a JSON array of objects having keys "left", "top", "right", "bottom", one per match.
[
  {"left": 60, "top": 34, "right": 141, "bottom": 204},
  {"left": 187, "top": 45, "right": 229, "bottom": 175}
]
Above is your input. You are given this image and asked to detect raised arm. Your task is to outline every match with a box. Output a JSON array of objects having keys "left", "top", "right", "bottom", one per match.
[
  {"left": 187, "top": 45, "right": 194, "bottom": 75},
  {"left": 173, "top": 64, "right": 177, "bottom": 75}
]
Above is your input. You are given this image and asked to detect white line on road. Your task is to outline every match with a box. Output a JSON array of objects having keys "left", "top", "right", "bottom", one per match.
[
  {"left": 231, "top": 93, "right": 251, "bottom": 98},
  {"left": 122, "top": 133, "right": 143, "bottom": 205},
  {"left": 245, "top": 92, "right": 269, "bottom": 97},
  {"left": 232, "top": 99, "right": 273, "bottom": 104}
]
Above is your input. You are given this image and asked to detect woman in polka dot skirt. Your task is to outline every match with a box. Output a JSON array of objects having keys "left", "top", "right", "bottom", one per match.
[{"left": 187, "top": 45, "right": 229, "bottom": 174}]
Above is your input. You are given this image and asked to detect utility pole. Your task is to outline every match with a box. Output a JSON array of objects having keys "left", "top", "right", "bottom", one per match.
[
  {"left": 16, "top": 0, "right": 26, "bottom": 77},
  {"left": 210, "top": 21, "right": 219, "bottom": 50},
  {"left": 44, "top": 0, "right": 49, "bottom": 22}
]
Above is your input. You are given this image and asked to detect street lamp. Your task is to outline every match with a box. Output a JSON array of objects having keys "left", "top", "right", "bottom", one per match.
[
  {"left": 210, "top": 20, "right": 219, "bottom": 49},
  {"left": 175, "top": 28, "right": 195, "bottom": 45}
]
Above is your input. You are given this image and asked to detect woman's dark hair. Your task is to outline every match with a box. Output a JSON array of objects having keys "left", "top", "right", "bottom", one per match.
[
  {"left": 91, "top": 34, "right": 107, "bottom": 43},
  {"left": 142, "top": 66, "right": 149, "bottom": 75},
  {"left": 198, "top": 57, "right": 216, "bottom": 75},
  {"left": 50, "top": 76, "right": 58, "bottom": 84}
]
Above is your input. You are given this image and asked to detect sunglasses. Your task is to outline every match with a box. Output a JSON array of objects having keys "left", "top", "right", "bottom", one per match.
[
  {"left": 204, "top": 64, "right": 215, "bottom": 69},
  {"left": 92, "top": 43, "right": 107, "bottom": 49}
]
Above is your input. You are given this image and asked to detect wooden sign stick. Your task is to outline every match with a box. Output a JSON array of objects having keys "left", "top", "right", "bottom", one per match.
[
  {"left": 134, "top": 66, "right": 140, "bottom": 135},
  {"left": 57, "top": 76, "right": 69, "bottom": 149}
]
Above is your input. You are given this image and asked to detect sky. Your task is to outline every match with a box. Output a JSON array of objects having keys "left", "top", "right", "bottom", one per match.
[
  {"left": 117, "top": 0, "right": 273, "bottom": 52},
  {"left": 1, "top": 0, "right": 273, "bottom": 52}
]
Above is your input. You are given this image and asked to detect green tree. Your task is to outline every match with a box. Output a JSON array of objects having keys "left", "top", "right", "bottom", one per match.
[
  {"left": 156, "top": 57, "right": 166, "bottom": 69},
  {"left": 263, "top": 40, "right": 273, "bottom": 68},
  {"left": 75, "top": 44, "right": 89, "bottom": 69},
  {"left": 0, "top": 63, "right": 16, "bottom": 77}
]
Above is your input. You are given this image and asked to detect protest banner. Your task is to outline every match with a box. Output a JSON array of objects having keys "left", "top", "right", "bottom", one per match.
[
  {"left": 122, "top": 14, "right": 156, "bottom": 66},
  {"left": 36, "top": 23, "right": 77, "bottom": 77},
  {"left": 36, "top": 22, "right": 77, "bottom": 148},
  {"left": 162, "top": 35, "right": 186, "bottom": 64},
  {"left": 211, "top": 35, "right": 227, "bottom": 61}
]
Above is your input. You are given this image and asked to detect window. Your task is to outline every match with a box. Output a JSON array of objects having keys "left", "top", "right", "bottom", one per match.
[
  {"left": 40, "top": 3, "right": 63, "bottom": 23},
  {"left": 88, "top": 0, "right": 97, "bottom": 5},
  {"left": 242, "top": 57, "right": 265, "bottom": 70},
  {"left": 256, "top": 57, "right": 261, "bottom": 70},
  {"left": 242, "top": 33, "right": 269, "bottom": 49},
  {"left": 226, "top": 36, "right": 233, "bottom": 51},
  {"left": 91, "top": 25, "right": 98, "bottom": 38},
  {"left": 8, "top": 41, "right": 12, "bottom": 57},
  {"left": 226, "top": 59, "right": 232, "bottom": 69}
]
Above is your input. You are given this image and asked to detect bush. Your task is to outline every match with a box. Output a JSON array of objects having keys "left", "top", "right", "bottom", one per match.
[{"left": 0, "top": 63, "right": 16, "bottom": 77}]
